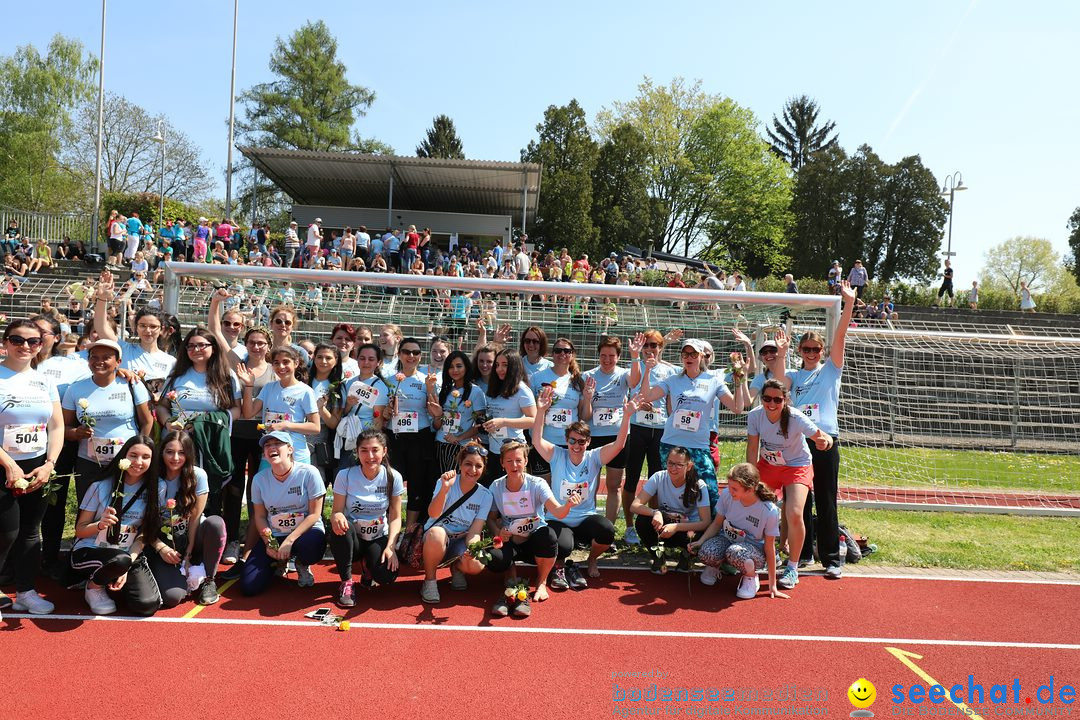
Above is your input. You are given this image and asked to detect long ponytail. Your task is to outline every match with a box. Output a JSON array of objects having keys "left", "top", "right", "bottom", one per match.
[
  {"left": 727, "top": 462, "right": 777, "bottom": 503},
  {"left": 669, "top": 446, "right": 700, "bottom": 509}
]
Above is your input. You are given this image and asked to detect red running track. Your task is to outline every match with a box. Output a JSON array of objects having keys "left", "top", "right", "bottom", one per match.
[{"left": 4, "top": 564, "right": 1079, "bottom": 719}]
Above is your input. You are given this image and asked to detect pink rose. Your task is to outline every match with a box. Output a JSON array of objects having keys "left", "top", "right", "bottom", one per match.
[
  {"left": 165, "top": 498, "right": 177, "bottom": 510},
  {"left": 166, "top": 390, "right": 178, "bottom": 401},
  {"left": 394, "top": 373, "right": 405, "bottom": 382}
]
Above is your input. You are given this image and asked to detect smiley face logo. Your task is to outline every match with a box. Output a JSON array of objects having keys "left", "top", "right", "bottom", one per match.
[{"left": 848, "top": 678, "right": 876, "bottom": 709}]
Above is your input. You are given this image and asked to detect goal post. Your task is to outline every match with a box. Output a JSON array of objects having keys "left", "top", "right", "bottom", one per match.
[{"left": 161, "top": 261, "right": 1080, "bottom": 516}]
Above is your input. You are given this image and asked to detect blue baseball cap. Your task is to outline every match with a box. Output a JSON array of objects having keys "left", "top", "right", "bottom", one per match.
[{"left": 259, "top": 431, "right": 293, "bottom": 447}]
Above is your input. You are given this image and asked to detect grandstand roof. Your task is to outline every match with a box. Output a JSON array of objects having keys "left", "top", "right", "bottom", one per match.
[{"left": 238, "top": 147, "right": 542, "bottom": 223}]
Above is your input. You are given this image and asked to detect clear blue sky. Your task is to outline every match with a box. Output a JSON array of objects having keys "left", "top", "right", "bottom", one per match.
[{"left": 14, "top": 0, "right": 1080, "bottom": 282}]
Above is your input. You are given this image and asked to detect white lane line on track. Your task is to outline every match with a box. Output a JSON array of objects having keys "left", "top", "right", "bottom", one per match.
[
  {"left": 595, "top": 565, "right": 1080, "bottom": 586},
  {"left": 7, "top": 613, "right": 1079, "bottom": 650}
]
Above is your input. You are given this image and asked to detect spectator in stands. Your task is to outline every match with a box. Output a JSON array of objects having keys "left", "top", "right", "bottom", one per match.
[
  {"left": 2, "top": 219, "right": 19, "bottom": 255},
  {"left": 934, "top": 259, "right": 955, "bottom": 308},
  {"left": 827, "top": 260, "right": 841, "bottom": 294},
  {"left": 354, "top": 225, "right": 370, "bottom": 265},
  {"left": 1019, "top": 280, "right": 1036, "bottom": 312},
  {"left": 878, "top": 296, "right": 898, "bottom": 321},
  {"left": 284, "top": 221, "right": 300, "bottom": 268},
  {"left": 386, "top": 228, "right": 402, "bottom": 272},
  {"left": 64, "top": 298, "right": 85, "bottom": 335},
  {"left": 107, "top": 211, "right": 125, "bottom": 267},
  {"left": 968, "top": 281, "right": 979, "bottom": 310},
  {"left": 56, "top": 235, "right": 74, "bottom": 260},
  {"left": 305, "top": 218, "right": 322, "bottom": 269},
  {"left": 514, "top": 245, "right": 531, "bottom": 280},
  {"left": 27, "top": 238, "right": 52, "bottom": 273},
  {"left": 784, "top": 274, "right": 798, "bottom": 294},
  {"left": 125, "top": 212, "right": 143, "bottom": 266},
  {"left": 847, "top": 259, "right": 868, "bottom": 298}
]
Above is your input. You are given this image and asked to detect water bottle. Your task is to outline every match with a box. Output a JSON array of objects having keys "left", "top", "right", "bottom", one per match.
[{"left": 838, "top": 535, "right": 848, "bottom": 561}]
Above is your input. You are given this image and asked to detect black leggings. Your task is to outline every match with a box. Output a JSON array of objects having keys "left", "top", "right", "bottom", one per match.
[
  {"left": 388, "top": 427, "right": 435, "bottom": 516},
  {"left": 485, "top": 526, "right": 558, "bottom": 572},
  {"left": 41, "top": 440, "right": 78, "bottom": 565},
  {"left": 224, "top": 436, "right": 261, "bottom": 543},
  {"left": 623, "top": 424, "right": 664, "bottom": 494},
  {"left": 69, "top": 547, "right": 161, "bottom": 616},
  {"left": 327, "top": 528, "right": 398, "bottom": 584},
  {"left": 0, "top": 456, "right": 49, "bottom": 592},
  {"left": 148, "top": 515, "right": 227, "bottom": 607},
  {"left": 549, "top": 516, "right": 616, "bottom": 562},
  {"left": 801, "top": 437, "right": 841, "bottom": 567},
  {"left": 634, "top": 514, "right": 693, "bottom": 550}
]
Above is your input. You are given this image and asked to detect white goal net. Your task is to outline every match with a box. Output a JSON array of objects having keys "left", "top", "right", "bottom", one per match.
[{"left": 163, "top": 262, "right": 1080, "bottom": 515}]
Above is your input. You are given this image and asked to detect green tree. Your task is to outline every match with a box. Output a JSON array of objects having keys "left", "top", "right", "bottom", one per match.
[
  {"left": 596, "top": 77, "right": 717, "bottom": 255},
  {"left": 237, "top": 20, "right": 385, "bottom": 153},
  {"left": 1067, "top": 206, "right": 1080, "bottom": 282},
  {"left": 521, "top": 100, "right": 598, "bottom": 255},
  {"left": 787, "top": 145, "right": 850, "bottom": 278},
  {"left": 590, "top": 123, "right": 659, "bottom": 253},
  {"left": 980, "top": 237, "right": 1071, "bottom": 295},
  {"left": 416, "top": 114, "right": 465, "bottom": 159},
  {"left": 0, "top": 35, "right": 97, "bottom": 211},
  {"left": 687, "top": 100, "right": 793, "bottom": 277},
  {"left": 766, "top": 95, "right": 839, "bottom": 172}
]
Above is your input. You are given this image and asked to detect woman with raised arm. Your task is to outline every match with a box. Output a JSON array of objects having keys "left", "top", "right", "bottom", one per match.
[
  {"left": 782, "top": 281, "right": 855, "bottom": 578},
  {"left": 485, "top": 440, "right": 580, "bottom": 617},
  {"left": 92, "top": 281, "right": 175, "bottom": 392},
  {"left": 481, "top": 350, "right": 536, "bottom": 484},
  {"left": 746, "top": 379, "right": 834, "bottom": 590},
  {"left": 528, "top": 338, "right": 593, "bottom": 478},
  {"left": 637, "top": 339, "right": 747, "bottom": 507},
  {"left": 328, "top": 429, "right": 403, "bottom": 608},
  {"left": 532, "top": 386, "right": 638, "bottom": 588},
  {"left": 518, "top": 326, "right": 552, "bottom": 381},
  {"left": 207, "top": 287, "right": 248, "bottom": 355},
  {"left": 420, "top": 442, "right": 493, "bottom": 603},
  {"left": 582, "top": 335, "right": 632, "bottom": 528}
]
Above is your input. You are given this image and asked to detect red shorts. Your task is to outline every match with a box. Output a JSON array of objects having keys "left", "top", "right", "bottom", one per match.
[{"left": 756, "top": 460, "right": 814, "bottom": 492}]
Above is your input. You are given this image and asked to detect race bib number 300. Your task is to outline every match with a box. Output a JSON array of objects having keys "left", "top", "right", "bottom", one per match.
[{"left": 507, "top": 514, "right": 540, "bottom": 537}]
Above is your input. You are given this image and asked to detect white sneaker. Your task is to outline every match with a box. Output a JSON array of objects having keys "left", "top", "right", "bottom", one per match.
[
  {"left": 296, "top": 562, "right": 315, "bottom": 588},
  {"left": 13, "top": 589, "right": 55, "bottom": 615},
  {"left": 735, "top": 575, "right": 760, "bottom": 600},
  {"left": 825, "top": 565, "right": 843, "bottom": 579},
  {"left": 699, "top": 566, "right": 719, "bottom": 586},
  {"left": 623, "top": 526, "right": 640, "bottom": 545},
  {"left": 85, "top": 586, "right": 117, "bottom": 615}
]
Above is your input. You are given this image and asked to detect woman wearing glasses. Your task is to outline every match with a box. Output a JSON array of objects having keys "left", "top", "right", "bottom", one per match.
[
  {"left": 420, "top": 442, "right": 493, "bottom": 603},
  {"left": 528, "top": 338, "right": 594, "bottom": 478},
  {"left": 746, "top": 379, "right": 834, "bottom": 590},
  {"left": 0, "top": 320, "right": 65, "bottom": 617},
  {"left": 782, "top": 281, "right": 856, "bottom": 579},
  {"left": 622, "top": 330, "right": 678, "bottom": 544},
  {"left": 384, "top": 337, "right": 437, "bottom": 530},
  {"left": 238, "top": 345, "right": 319, "bottom": 467},
  {"left": 208, "top": 287, "right": 248, "bottom": 355},
  {"left": 637, "top": 339, "right": 747, "bottom": 508},
  {"left": 629, "top": 446, "right": 712, "bottom": 573},
  {"left": 92, "top": 283, "right": 175, "bottom": 391},
  {"left": 264, "top": 306, "right": 310, "bottom": 366},
  {"left": 518, "top": 326, "right": 552, "bottom": 381}
]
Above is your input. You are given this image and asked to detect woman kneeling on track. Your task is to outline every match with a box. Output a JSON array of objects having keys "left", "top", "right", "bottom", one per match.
[
  {"left": 70, "top": 435, "right": 163, "bottom": 616},
  {"left": 746, "top": 379, "right": 833, "bottom": 591},
  {"left": 485, "top": 440, "right": 580, "bottom": 617},
  {"left": 420, "top": 442, "right": 494, "bottom": 604},
  {"left": 329, "top": 429, "right": 403, "bottom": 608},
  {"left": 629, "top": 446, "right": 712, "bottom": 574},
  {"left": 532, "top": 385, "right": 640, "bottom": 590},
  {"left": 150, "top": 430, "right": 227, "bottom": 608},
  {"left": 241, "top": 432, "right": 326, "bottom": 596},
  {"left": 689, "top": 463, "right": 785, "bottom": 600}
]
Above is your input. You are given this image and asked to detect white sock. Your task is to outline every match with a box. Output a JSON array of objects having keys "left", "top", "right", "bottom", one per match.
[{"left": 787, "top": 560, "right": 798, "bottom": 571}]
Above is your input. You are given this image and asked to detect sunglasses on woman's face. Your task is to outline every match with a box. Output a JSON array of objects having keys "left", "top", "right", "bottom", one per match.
[
  {"left": 399, "top": 349, "right": 422, "bottom": 357},
  {"left": 566, "top": 436, "right": 589, "bottom": 446},
  {"left": 761, "top": 395, "right": 785, "bottom": 404},
  {"left": 552, "top": 347, "right": 573, "bottom": 355},
  {"left": 6, "top": 336, "right": 42, "bottom": 347}
]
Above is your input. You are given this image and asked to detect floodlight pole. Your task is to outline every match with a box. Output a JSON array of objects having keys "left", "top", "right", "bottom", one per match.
[
  {"left": 224, "top": 0, "right": 238, "bottom": 218},
  {"left": 91, "top": 0, "right": 106, "bottom": 254}
]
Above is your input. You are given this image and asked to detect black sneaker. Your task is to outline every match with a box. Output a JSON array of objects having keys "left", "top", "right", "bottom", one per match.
[
  {"left": 676, "top": 554, "right": 691, "bottom": 573},
  {"left": 650, "top": 555, "right": 665, "bottom": 574},
  {"left": 491, "top": 595, "right": 511, "bottom": 617},
  {"left": 549, "top": 566, "right": 569, "bottom": 591},
  {"left": 565, "top": 562, "right": 588, "bottom": 590},
  {"left": 219, "top": 558, "right": 245, "bottom": 581},
  {"left": 196, "top": 578, "right": 220, "bottom": 605},
  {"left": 337, "top": 579, "right": 356, "bottom": 608},
  {"left": 512, "top": 595, "right": 531, "bottom": 618}
]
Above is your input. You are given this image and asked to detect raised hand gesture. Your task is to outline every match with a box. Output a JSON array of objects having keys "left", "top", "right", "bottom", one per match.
[
  {"left": 536, "top": 385, "right": 554, "bottom": 412},
  {"left": 629, "top": 332, "right": 645, "bottom": 355}
]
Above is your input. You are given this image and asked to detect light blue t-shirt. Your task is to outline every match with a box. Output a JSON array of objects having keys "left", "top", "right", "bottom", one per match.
[
  {"left": 257, "top": 380, "right": 319, "bottom": 463},
  {"left": 713, "top": 488, "right": 780, "bottom": 547},
  {"left": 434, "top": 383, "right": 487, "bottom": 444},
  {"left": 163, "top": 369, "right": 241, "bottom": 416},
  {"left": 789, "top": 358, "right": 842, "bottom": 436},
  {"left": 37, "top": 354, "right": 91, "bottom": 399},
  {"left": 522, "top": 355, "right": 553, "bottom": 382},
  {"left": 655, "top": 371, "right": 732, "bottom": 450},
  {"left": 641, "top": 471, "right": 711, "bottom": 523},
  {"left": 343, "top": 374, "right": 390, "bottom": 429},
  {"left": 73, "top": 478, "right": 151, "bottom": 551},
  {"left": 0, "top": 366, "right": 58, "bottom": 460},
  {"left": 423, "top": 478, "right": 493, "bottom": 536},
  {"left": 630, "top": 359, "right": 677, "bottom": 429},
  {"left": 384, "top": 370, "right": 432, "bottom": 433},
  {"left": 530, "top": 368, "right": 584, "bottom": 446},
  {"left": 157, "top": 466, "right": 209, "bottom": 532},
  {"left": 583, "top": 366, "right": 630, "bottom": 437},
  {"left": 62, "top": 376, "right": 150, "bottom": 463},
  {"left": 120, "top": 341, "right": 176, "bottom": 382},
  {"left": 251, "top": 462, "right": 326, "bottom": 536},
  {"left": 126, "top": 217, "right": 143, "bottom": 237},
  {"left": 547, "top": 445, "right": 603, "bottom": 527},
  {"left": 484, "top": 382, "right": 535, "bottom": 453},
  {"left": 489, "top": 474, "right": 556, "bottom": 538},
  {"left": 746, "top": 405, "right": 819, "bottom": 468},
  {"left": 332, "top": 464, "right": 405, "bottom": 540}
]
